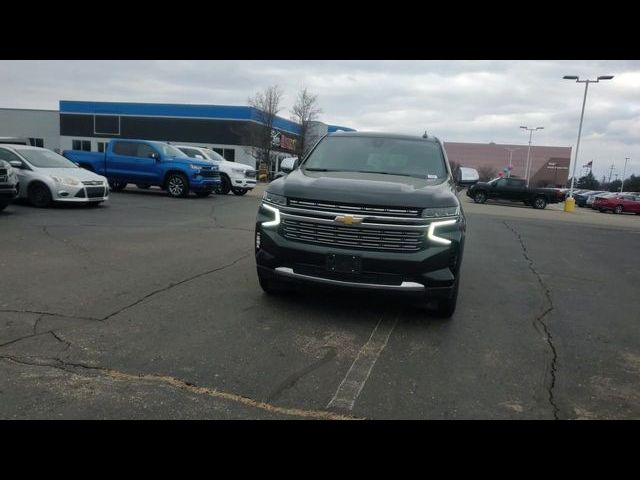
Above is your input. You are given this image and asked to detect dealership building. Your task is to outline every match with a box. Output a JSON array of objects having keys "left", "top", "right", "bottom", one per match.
[{"left": 0, "top": 101, "right": 571, "bottom": 186}]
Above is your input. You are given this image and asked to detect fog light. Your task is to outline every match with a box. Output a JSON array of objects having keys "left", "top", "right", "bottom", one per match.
[
  {"left": 58, "top": 191, "right": 69, "bottom": 197},
  {"left": 255, "top": 231, "right": 261, "bottom": 250}
]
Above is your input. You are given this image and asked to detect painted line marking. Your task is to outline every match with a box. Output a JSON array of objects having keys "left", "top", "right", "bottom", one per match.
[{"left": 327, "top": 312, "right": 399, "bottom": 411}]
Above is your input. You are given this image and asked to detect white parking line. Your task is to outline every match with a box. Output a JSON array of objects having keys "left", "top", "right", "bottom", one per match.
[{"left": 327, "top": 313, "right": 399, "bottom": 411}]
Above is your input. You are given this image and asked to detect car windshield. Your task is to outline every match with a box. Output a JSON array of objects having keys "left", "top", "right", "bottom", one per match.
[
  {"left": 156, "top": 143, "right": 189, "bottom": 158},
  {"left": 201, "top": 148, "right": 226, "bottom": 162},
  {"left": 302, "top": 136, "right": 447, "bottom": 179},
  {"left": 19, "top": 149, "right": 79, "bottom": 168}
]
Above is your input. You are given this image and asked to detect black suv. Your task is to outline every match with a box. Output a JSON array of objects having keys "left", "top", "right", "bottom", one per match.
[{"left": 255, "top": 132, "right": 477, "bottom": 318}]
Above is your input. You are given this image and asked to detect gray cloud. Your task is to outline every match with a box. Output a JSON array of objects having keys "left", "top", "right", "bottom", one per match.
[{"left": 0, "top": 60, "right": 638, "bottom": 179}]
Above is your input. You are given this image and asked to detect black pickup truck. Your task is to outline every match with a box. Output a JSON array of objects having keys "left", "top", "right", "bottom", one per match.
[{"left": 466, "top": 177, "right": 564, "bottom": 209}]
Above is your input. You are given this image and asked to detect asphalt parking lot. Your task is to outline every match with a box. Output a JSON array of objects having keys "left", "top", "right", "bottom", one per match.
[{"left": 1, "top": 186, "right": 639, "bottom": 419}]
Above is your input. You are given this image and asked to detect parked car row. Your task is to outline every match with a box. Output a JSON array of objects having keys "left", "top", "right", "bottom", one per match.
[
  {"left": 0, "top": 139, "right": 259, "bottom": 210},
  {"left": 592, "top": 192, "right": 640, "bottom": 214}
]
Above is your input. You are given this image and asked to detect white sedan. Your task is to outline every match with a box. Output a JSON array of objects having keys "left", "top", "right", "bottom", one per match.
[{"left": 0, "top": 144, "right": 109, "bottom": 208}]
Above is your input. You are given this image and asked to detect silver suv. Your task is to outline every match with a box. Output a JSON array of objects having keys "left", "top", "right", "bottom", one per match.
[{"left": 0, "top": 159, "right": 19, "bottom": 211}]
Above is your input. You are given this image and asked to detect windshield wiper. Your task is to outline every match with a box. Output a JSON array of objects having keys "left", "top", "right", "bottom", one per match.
[{"left": 351, "top": 170, "right": 431, "bottom": 179}]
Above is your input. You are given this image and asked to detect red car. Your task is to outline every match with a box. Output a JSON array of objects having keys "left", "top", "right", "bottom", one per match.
[{"left": 593, "top": 193, "right": 640, "bottom": 214}]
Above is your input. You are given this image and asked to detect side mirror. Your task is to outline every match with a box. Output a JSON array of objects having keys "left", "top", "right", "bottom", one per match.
[
  {"left": 456, "top": 167, "right": 479, "bottom": 186},
  {"left": 150, "top": 152, "right": 160, "bottom": 161},
  {"left": 9, "top": 160, "right": 23, "bottom": 169},
  {"left": 280, "top": 157, "right": 298, "bottom": 174}
]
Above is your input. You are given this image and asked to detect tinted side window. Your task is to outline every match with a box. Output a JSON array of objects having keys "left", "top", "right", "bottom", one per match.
[
  {"left": 496, "top": 178, "right": 508, "bottom": 187},
  {"left": 136, "top": 144, "right": 157, "bottom": 158},
  {"left": 507, "top": 179, "right": 525, "bottom": 187},
  {"left": 112, "top": 142, "right": 137, "bottom": 156}
]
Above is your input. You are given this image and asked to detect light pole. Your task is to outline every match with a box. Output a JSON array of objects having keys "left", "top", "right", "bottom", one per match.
[
  {"left": 620, "top": 157, "right": 630, "bottom": 192},
  {"left": 520, "top": 126, "right": 544, "bottom": 186},
  {"left": 504, "top": 147, "right": 520, "bottom": 177},
  {"left": 563, "top": 75, "right": 614, "bottom": 199}
]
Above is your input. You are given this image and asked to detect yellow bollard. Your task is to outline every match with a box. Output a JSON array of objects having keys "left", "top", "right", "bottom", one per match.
[{"left": 564, "top": 196, "right": 575, "bottom": 212}]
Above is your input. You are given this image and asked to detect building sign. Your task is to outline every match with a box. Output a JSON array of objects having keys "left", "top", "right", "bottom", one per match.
[
  {"left": 546, "top": 162, "right": 568, "bottom": 170},
  {"left": 271, "top": 129, "right": 297, "bottom": 152}
]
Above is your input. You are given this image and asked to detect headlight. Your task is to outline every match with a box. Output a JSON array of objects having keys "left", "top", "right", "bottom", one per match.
[
  {"left": 189, "top": 164, "right": 202, "bottom": 172},
  {"left": 427, "top": 219, "right": 458, "bottom": 246},
  {"left": 50, "top": 175, "right": 80, "bottom": 186},
  {"left": 421, "top": 206, "right": 459, "bottom": 218},
  {"left": 262, "top": 191, "right": 287, "bottom": 206}
]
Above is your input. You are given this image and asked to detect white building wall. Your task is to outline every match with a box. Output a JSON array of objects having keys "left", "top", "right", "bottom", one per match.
[{"left": 0, "top": 109, "right": 60, "bottom": 150}]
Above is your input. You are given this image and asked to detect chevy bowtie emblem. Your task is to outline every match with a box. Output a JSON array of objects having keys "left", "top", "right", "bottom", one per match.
[{"left": 334, "top": 215, "right": 363, "bottom": 225}]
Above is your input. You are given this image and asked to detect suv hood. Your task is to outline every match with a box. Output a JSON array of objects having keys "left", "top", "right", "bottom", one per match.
[
  {"left": 171, "top": 156, "right": 218, "bottom": 169},
  {"left": 269, "top": 169, "right": 458, "bottom": 208}
]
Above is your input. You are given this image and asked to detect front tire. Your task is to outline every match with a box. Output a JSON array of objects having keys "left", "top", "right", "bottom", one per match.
[
  {"left": 232, "top": 187, "right": 248, "bottom": 196},
  {"left": 28, "top": 183, "right": 52, "bottom": 208},
  {"left": 473, "top": 191, "right": 487, "bottom": 204},
  {"left": 215, "top": 175, "right": 232, "bottom": 195},
  {"left": 258, "top": 271, "right": 283, "bottom": 295},
  {"left": 430, "top": 277, "right": 459, "bottom": 319},
  {"left": 108, "top": 180, "right": 127, "bottom": 192},
  {"left": 166, "top": 173, "right": 189, "bottom": 198},
  {"left": 532, "top": 196, "right": 547, "bottom": 209}
]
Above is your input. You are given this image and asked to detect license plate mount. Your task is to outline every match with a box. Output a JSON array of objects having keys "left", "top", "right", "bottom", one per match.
[{"left": 326, "top": 253, "right": 362, "bottom": 274}]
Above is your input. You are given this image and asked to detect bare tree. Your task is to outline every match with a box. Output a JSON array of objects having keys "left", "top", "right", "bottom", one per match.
[
  {"left": 477, "top": 165, "right": 498, "bottom": 182},
  {"left": 290, "top": 87, "right": 322, "bottom": 158},
  {"left": 246, "top": 85, "right": 284, "bottom": 170}
]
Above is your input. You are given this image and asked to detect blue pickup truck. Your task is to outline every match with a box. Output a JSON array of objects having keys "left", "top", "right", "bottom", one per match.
[{"left": 63, "top": 139, "right": 221, "bottom": 198}]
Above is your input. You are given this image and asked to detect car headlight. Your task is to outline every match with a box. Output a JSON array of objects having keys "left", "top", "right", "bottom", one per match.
[
  {"left": 189, "top": 164, "right": 202, "bottom": 172},
  {"left": 262, "top": 191, "right": 287, "bottom": 206},
  {"left": 427, "top": 218, "right": 458, "bottom": 245},
  {"left": 421, "top": 206, "right": 460, "bottom": 218},
  {"left": 50, "top": 175, "right": 80, "bottom": 186}
]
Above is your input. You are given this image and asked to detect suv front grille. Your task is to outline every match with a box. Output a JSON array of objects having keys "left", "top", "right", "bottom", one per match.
[
  {"left": 281, "top": 218, "right": 423, "bottom": 252},
  {"left": 288, "top": 198, "right": 421, "bottom": 217},
  {"left": 0, "top": 168, "right": 7, "bottom": 176},
  {"left": 199, "top": 168, "right": 220, "bottom": 179}
]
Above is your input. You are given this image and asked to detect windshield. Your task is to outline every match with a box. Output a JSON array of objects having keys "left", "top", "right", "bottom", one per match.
[
  {"left": 302, "top": 136, "right": 447, "bottom": 179},
  {"left": 19, "top": 149, "right": 79, "bottom": 168},
  {"left": 201, "top": 148, "right": 226, "bottom": 162},
  {"left": 157, "top": 143, "right": 189, "bottom": 158}
]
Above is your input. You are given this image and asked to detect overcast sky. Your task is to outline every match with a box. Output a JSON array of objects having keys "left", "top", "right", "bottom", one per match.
[{"left": 1, "top": 60, "right": 638, "bottom": 180}]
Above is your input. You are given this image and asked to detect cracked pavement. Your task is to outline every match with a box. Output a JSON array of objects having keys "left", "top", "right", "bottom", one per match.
[{"left": 1, "top": 186, "right": 639, "bottom": 419}]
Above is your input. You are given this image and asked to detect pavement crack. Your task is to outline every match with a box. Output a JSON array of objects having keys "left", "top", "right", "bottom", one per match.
[
  {"left": 0, "top": 355, "right": 362, "bottom": 420},
  {"left": 49, "top": 331, "right": 72, "bottom": 352},
  {"left": 0, "top": 309, "right": 99, "bottom": 322},
  {"left": 504, "top": 221, "right": 559, "bottom": 420},
  {"left": 100, "top": 254, "right": 250, "bottom": 321},
  {"left": 266, "top": 347, "right": 337, "bottom": 403}
]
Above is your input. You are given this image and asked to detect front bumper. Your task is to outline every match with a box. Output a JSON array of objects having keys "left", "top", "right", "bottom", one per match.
[
  {"left": 255, "top": 212, "right": 464, "bottom": 299},
  {"left": 53, "top": 183, "right": 109, "bottom": 203},
  {"left": 231, "top": 177, "right": 257, "bottom": 189},
  {"left": 0, "top": 185, "right": 18, "bottom": 200}
]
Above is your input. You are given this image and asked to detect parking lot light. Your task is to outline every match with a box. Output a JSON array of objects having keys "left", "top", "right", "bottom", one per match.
[
  {"left": 520, "top": 126, "right": 544, "bottom": 187},
  {"left": 620, "top": 157, "right": 630, "bottom": 193},
  {"left": 564, "top": 75, "right": 615, "bottom": 205}
]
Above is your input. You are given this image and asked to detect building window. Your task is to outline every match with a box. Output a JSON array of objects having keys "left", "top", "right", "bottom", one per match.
[
  {"left": 29, "top": 138, "right": 44, "bottom": 148},
  {"left": 213, "top": 148, "right": 224, "bottom": 157},
  {"left": 97, "top": 142, "right": 106, "bottom": 153},
  {"left": 72, "top": 140, "right": 91, "bottom": 151},
  {"left": 94, "top": 115, "right": 121, "bottom": 135},
  {"left": 223, "top": 149, "right": 235, "bottom": 162}
]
